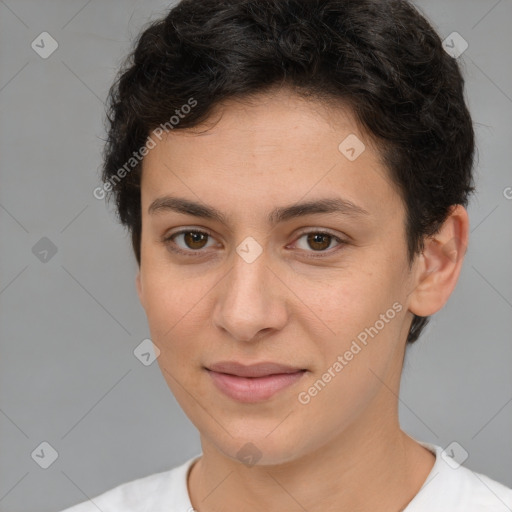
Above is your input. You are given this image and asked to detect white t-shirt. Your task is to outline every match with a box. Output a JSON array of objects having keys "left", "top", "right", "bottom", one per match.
[{"left": 59, "top": 441, "right": 512, "bottom": 511}]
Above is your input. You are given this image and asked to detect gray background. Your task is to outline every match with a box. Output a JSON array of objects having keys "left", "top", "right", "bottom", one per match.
[{"left": 0, "top": 1, "right": 511, "bottom": 511}]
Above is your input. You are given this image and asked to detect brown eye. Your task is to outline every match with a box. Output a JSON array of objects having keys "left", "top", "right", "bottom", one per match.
[
  {"left": 182, "top": 231, "right": 209, "bottom": 250},
  {"left": 306, "top": 233, "right": 332, "bottom": 251},
  {"left": 292, "top": 230, "right": 347, "bottom": 257},
  {"left": 163, "top": 229, "right": 215, "bottom": 255}
]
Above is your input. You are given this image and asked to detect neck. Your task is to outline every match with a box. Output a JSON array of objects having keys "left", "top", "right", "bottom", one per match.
[{"left": 187, "top": 402, "right": 435, "bottom": 512}]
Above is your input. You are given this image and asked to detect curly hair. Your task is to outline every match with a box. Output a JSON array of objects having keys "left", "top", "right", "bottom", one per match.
[{"left": 100, "top": 0, "right": 475, "bottom": 344}]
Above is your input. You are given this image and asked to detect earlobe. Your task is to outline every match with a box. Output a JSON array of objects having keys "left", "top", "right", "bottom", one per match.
[{"left": 408, "top": 205, "right": 469, "bottom": 317}]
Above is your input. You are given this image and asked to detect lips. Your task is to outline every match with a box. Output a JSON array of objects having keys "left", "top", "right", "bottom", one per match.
[
  {"left": 205, "top": 361, "right": 307, "bottom": 402},
  {"left": 206, "top": 361, "right": 306, "bottom": 378}
]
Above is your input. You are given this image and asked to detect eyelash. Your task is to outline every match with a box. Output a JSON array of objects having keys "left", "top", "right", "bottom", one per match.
[{"left": 161, "top": 228, "right": 348, "bottom": 259}]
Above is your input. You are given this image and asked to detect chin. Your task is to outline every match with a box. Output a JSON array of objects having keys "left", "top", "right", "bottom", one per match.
[{"left": 211, "top": 427, "right": 309, "bottom": 468}]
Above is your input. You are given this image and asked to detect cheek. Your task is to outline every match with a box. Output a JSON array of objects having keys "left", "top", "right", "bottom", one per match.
[
  {"left": 300, "top": 261, "right": 405, "bottom": 360},
  {"left": 294, "top": 266, "right": 378, "bottom": 330},
  {"left": 296, "top": 300, "right": 406, "bottom": 434},
  {"left": 143, "top": 277, "right": 205, "bottom": 393},
  {"left": 142, "top": 262, "right": 213, "bottom": 326}
]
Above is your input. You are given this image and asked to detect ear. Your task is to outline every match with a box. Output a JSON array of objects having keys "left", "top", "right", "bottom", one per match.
[{"left": 408, "top": 204, "right": 469, "bottom": 317}]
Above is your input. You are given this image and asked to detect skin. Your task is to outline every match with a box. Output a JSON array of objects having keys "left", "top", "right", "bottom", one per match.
[{"left": 136, "top": 87, "right": 469, "bottom": 512}]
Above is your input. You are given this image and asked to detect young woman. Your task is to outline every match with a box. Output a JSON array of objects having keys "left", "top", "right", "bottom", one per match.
[{"left": 62, "top": 0, "right": 512, "bottom": 510}]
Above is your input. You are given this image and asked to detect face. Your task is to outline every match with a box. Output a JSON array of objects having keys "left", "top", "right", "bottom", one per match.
[{"left": 136, "top": 89, "right": 418, "bottom": 465}]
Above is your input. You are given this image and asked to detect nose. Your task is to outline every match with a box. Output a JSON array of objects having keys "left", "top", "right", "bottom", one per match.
[{"left": 212, "top": 246, "right": 288, "bottom": 342}]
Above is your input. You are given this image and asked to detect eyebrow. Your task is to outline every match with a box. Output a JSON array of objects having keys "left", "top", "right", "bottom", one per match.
[{"left": 148, "top": 195, "right": 370, "bottom": 226}]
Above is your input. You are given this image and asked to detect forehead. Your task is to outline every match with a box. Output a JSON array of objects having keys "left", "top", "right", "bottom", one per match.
[{"left": 140, "top": 89, "right": 403, "bottom": 225}]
